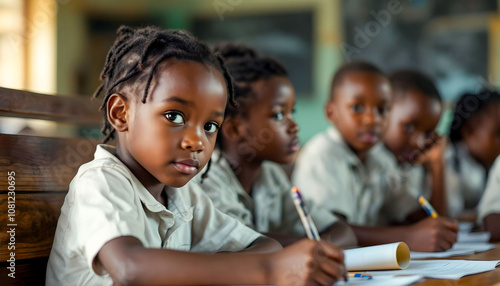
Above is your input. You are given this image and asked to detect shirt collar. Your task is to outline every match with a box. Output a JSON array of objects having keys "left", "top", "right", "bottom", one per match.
[
  {"left": 94, "top": 144, "right": 193, "bottom": 221},
  {"left": 326, "top": 126, "right": 364, "bottom": 168}
]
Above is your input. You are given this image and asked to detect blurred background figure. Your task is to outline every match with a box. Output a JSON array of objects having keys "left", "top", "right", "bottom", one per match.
[{"left": 1, "top": 0, "right": 499, "bottom": 141}]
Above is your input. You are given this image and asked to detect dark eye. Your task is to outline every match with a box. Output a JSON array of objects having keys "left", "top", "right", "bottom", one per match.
[
  {"left": 351, "top": 104, "right": 364, "bottom": 113},
  {"left": 165, "top": 111, "right": 185, "bottom": 124},
  {"left": 204, "top": 122, "right": 219, "bottom": 133},
  {"left": 273, "top": 112, "right": 284, "bottom": 121},
  {"left": 378, "top": 106, "right": 389, "bottom": 115},
  {"left": 404, "top": 124, "right": 415, "bottom": 133}
]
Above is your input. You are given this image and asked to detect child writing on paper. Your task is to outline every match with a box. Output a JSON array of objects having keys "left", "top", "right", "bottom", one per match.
[
  {"left": 478, "top": 154, "right": 500, "bottom": 241},
  {"left": 446, "top": 89, "right": 500, "bottom": 218},
  {"left": 46, "top": 26, "right": 346, "bottom": 286},
  {"left": 292, "top": 62, "right": 457, "bottom": 252},
  {"left": 196, "top": 43, "right": 357, "bottom": 247}
]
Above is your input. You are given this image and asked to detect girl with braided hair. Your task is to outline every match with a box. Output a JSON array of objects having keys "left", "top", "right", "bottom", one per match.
[
  {"left": 196, "top": 43, "right": 357, "bottom": 248},
  {"left": 46, "top": 26, "right": 346, "bottom": 285}
]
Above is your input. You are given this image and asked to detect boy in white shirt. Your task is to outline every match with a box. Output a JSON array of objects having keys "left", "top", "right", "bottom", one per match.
[{"left": 293, "top": 62, "right": 458, "bottom": 252}]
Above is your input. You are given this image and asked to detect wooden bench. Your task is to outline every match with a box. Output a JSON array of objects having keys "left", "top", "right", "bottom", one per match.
[{"left": 0, "top": 87, "right": 103, "bottom": 285}]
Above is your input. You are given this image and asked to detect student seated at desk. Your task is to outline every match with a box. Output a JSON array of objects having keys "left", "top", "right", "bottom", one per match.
[
  {"left": 196, "top": 43, "right": 357, "bottom": 248},
  {"left": 478, "top": 155, "right": 500, "bottom": 241},
  {"left": 377, "top": 70, "right": 448, "bottom": 217},
  {"left": 46, "top": 26, "right": 347, "bottom": 286},
  {"left": 292, "top": 62, "right": 458, "bottom": 252},
  {"left": 445, "top": 89, "right": 500, "bottom": 218}
]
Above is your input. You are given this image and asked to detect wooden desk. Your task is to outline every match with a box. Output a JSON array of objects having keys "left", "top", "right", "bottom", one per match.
[{"left": 413, "top": 242, "right": 500, "bottom": 285}]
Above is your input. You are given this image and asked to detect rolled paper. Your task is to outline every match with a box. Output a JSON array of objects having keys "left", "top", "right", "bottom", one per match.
[{"left": 344, "top": 242, "right": 410, "bottom": 271}]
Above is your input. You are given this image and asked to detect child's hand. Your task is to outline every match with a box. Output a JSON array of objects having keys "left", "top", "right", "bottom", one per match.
[
  {"left": 267, "top": 239, "right": 346, "bottom": 286},
  {"left": 406, "top": 217, "right": 458, "bottom": 252},
  {"left": 415, "top": 134, "right": 446, "bottom": 169}
]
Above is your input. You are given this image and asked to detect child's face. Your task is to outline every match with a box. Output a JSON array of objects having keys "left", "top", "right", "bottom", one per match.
[
  {"left": 326, "top": 71, "right": 391, "bottom": 156},
  {"left": 461, "top": 103, "right": 500, "bottom": 169},
  {"left": 120, "top": 60, "right": 227, "bottom": 188},
  {"left": 383, "top": 89, "right": 442, "bottom": 163},
  {"left": 240, "top": 76, "right": 299, "bottom": 164}
]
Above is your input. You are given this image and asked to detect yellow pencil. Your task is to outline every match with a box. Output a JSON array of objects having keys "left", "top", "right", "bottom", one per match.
[{"left": 418, "top": 195, "right": 439, "bottom": 218}]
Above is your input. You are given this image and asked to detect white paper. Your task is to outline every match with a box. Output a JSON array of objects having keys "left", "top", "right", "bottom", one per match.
[
  {"left": 369, "top": 260, "right": 500, "bottom": 279},
  {"left": 458, "top": 221, "right": 474, "bottom": 232},
  {"left": 410, "top": 242, "right": 496, "bottom": 259},
  {"left": 457, "top": 231, "right": 491, "bottom": 243},
  {"left": 334, "top": 275, "right": 423, "bottom": 286},
  {"left": 344, "top": 242, "right": 411, "bottom": 271}
]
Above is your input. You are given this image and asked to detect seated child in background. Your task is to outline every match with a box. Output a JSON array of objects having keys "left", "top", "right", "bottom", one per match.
[
  {"left": 379, "top": 70, "right": 450, "bottom": 217},
  {"left": 292, "top": 62, "right": 458, "bottom": 252},
  {"left": 196, "top": 43, "right": 357, "bottom": 247},
  {"left": 46, "top": 26, "right": 346, "bottom": 286},
  {"left": 446, "top": 89, "right": 500, "bottom": 218},
  {"left": 478, "top": 154, "right": 500, "bottom": 241}
]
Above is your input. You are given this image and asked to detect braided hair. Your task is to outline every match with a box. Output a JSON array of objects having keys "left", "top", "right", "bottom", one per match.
[
  {"left": 449, "top": 89, "right": 500, "bottom": 171},
  {"left": 212, "top": 43, "right": 288, "bottom": 149},
  {"left": 93, "top": 25, "right": 236, "bottom": 143},
  {"left": 92, "top": 25, "right": 236, "bottom": 179}
]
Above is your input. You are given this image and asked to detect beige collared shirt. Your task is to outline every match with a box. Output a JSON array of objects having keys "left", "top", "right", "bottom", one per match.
[
  {"left": 292, "top": 127, "right": 417, "bottom": 226},
  {"left": 477, "top": 155, "right": 500, "bottom": 223},
  {"left": 46, "top": 145, "right": 261, "bottom": 286},
  {"left": 196, "top": 150, "right": 339, "bottom": 236},
  {"left": 444, "top": 142, "right": 487, "bottom": 217}
]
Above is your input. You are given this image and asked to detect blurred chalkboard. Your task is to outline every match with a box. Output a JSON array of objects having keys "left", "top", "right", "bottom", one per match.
[
  {"left": 192, "top": 11, "right": 313, "bottom": 97},
  {"left": 341, "top": 0, "right": 497, "bottom": 101}
]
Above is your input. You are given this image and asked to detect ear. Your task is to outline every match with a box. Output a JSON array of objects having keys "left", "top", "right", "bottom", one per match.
[
  {"left": 221, "top": 116, "right": 248, "bottom": 143},
  {"left": 325, "top": 100, "right": 338, "bottom": 124},
  {"left": 107, "top": 93, "right": 129, "bottom": 133}
]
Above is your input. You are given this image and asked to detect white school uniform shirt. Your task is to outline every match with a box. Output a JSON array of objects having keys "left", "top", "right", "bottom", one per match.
[
  {"left": 196, "top": 149, "right": 339, "bottom": 236},
  {"left": 444, "top": 142, "right": 487, "bottom": 218},
  {"left": 477, "top": 155, "right": 500, "bottom": 223},
  {"left": 292, "top": 127, "right": 417, "bottom": 226},
  {"left": 370, "top": 144, "right": 428, "bottom": 214},
  {"left": 46, "top": 145, "right": 261, "bottom": 286}
]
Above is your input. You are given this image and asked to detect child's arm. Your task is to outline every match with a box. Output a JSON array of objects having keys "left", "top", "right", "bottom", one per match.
[
  {"left": 349, "top": 216, "right": 458, "bottom": 252},
  {"left": 483, "top": 214, "right": 500, "bottom": 241},
  {"left": 97, "top": 236, "right": 346, "bottom": 285},
  {"left": 233, "top": 236, "right": 282, "bottom": 253},
  {"left": 320, "top": 220, "right": 358, "bottom": 248},
  {"left": 417, "top": 136, "right": 448, "bottom": 216}
]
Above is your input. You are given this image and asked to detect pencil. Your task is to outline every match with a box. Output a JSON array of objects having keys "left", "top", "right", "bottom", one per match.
[
  {"left": 291, "top": 186, "right": 320, "bottom": 241},
  {"left": 291, "top": 187, "right": 348, "bottom": 282},
  {"left": 418, "top": 195, "right": 439, "bottom": 218}
]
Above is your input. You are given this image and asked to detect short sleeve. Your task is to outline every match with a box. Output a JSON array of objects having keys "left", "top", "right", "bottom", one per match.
[
  {"left": 188, "top": 184, "right": 262, "bottom": 253},
  {"left": 292, "top": 147, "right": 355, "bottom": 221},
  {"left": 198, "top": 167, "right": 255, "bottom": 228},
  {"left": 71, "top": 166, "right": 148, "bottom": 275},
  {"left": 478, "top": 156, "right": 500, "bottom": 223},
  {"left": 279, "top": 177, "right": 338, "bottom": 236}
]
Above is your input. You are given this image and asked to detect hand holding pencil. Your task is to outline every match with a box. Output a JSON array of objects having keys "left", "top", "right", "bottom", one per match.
[
  {"left": 269, "top": 186, "right": 347, "bottom": 284},
  {"left": 407, "top": 196, "right": 458, "bottom": 252}
]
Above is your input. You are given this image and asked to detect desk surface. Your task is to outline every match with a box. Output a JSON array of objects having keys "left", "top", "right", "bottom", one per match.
[{"left": 413, "top": 242, "right": 500, "bottom": 285}]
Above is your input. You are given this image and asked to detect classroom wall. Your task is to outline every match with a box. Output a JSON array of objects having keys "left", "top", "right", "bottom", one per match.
[
  {"left": 55, "top": 0, "right": 344, "bottom": 143},
  {"left": 55, "top": 0, "right": 500, "bottom": 143}
]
